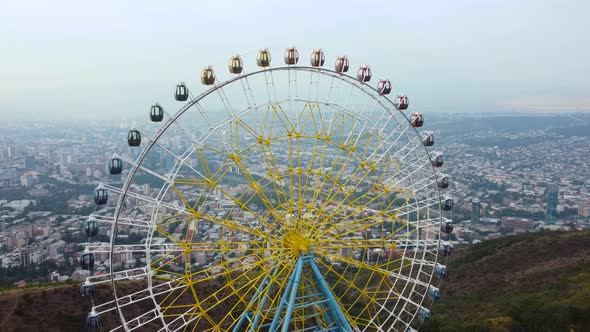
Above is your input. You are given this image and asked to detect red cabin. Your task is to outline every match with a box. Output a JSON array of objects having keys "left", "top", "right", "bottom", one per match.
[
  {"left": 357, "top": 66, "right": 372, "bottom": 82},
  {"left": 310, "top": 49, "right": 325, "bottom": 67},
  {"left": 377, "top": 79, "right": 392, "bottom": 95},
  {"left": 335, "top": 56, "right": 349, "bottom": 73},
  {"left": 410, "top": 112, "right": 424, "bottom": 128},
  {"left": 284, "top": 47, "right": 299, "bottom": 65},
  {"left": 395, "top": 95, "right": 409, "bottom": 110}
]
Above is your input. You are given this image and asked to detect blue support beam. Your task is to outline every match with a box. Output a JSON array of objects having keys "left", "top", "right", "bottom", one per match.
[
  {"left": 244, "top": 254, "right": 353, "bottom": 332},
  {"left": 305, "top": 255, "right": 353, "bottom": 332},
  {"left": 233, "top": 263, "right": 278, "bottom": 332},
  {"left": 281, "top": 259, "right": 304, "bottom": 332},
  {"left": 268, "top": 257, "right": 304, "bottom": 332}
]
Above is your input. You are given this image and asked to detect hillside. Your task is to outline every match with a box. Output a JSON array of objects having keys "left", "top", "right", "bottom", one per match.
[
  {"left": 0, "top": 230, "right": 589, "bottom": 331},
  {"left": 423, "top": 230, "right": 590, "bottom": 331}
]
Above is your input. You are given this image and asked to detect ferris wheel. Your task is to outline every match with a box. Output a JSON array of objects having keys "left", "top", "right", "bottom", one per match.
[{"left": 79, "top": 47, "right": 454, "bottom": 332}]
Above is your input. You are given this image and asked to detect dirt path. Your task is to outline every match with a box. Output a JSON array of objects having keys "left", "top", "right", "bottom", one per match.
[{"left": 0, "top": 294, "right": 18, "bottom": 328}]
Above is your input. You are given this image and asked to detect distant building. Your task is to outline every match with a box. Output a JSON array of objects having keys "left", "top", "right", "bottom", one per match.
[
  {"left": 546, "top": 184, "right": 558, "bottom": 224},
  {"left": 502, "top": 217, "right": 536, "bottom": 232},
  {"left": 0, "top": 168, "right": 18, "bottom": 187},
  {"left": 19, "top": 246, "right": 47, "bottom": 266},
  {"left": 20, "top": 174, "right": 34, "bottom": 187},
  {"left": 480, "top": 217, "right": 500, "bottom": 225},
  {"left": 471, "top": 198, "right": 480, "bottom": 224},
  {"left": 23, "top": 155, "right": 36, "bottom": 170}
]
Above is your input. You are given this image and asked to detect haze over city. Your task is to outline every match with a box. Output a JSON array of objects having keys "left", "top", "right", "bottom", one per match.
[{"left": 2, "top": 0, "right": 589, "bottom": 123}]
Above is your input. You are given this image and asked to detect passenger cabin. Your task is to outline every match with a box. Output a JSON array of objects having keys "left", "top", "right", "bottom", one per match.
[
  {"left": 84, "top": 220, "right": 98, "bottom": 237},
  {"left": 80, "top": 281, "right": 95, "bottom": 302},
  {"left": 428, "top": 286, "right": 440, "bottom": 301},
  {"left": 438, "top": 176, "right": 450, "bottom": 189},
  {"left": 201, "top": 66, "right": 215, "bottom": 85},
  {"left": 357, "top": 66, "right": 372, "bottom": 82},
  {"left": 395, "top": 95, "right": 409, "bottom": 110},
  {"left": 128, "top": 129, "right": 141, "bottom": 147},
  {"left": 410, "top": 112, "right": 424, "bottom": 128},
  {"left": 442, "top": 243, "right": 453, "bottom": 256},
  {"left": 442, "top": 199, "right": 454, "bottom": 211},
  {"left": 80, "top": 251, "right": 95, "bottom": 270},
  {"left": 434, "top": 263, "right": 448, "bottom": 279},
  {"left": 174, "top": 83, "right": 189, "bottom": 101},
  {"left": 229, "top": 56, "right": 243, "bottom": 74},
  {"left": 109, "top": 157, "right": 122, "bottom": 175},
  {"left": 441, "top": 221, "right": 454, "bottom": 234},
  {"left": 418, "top": 308, "right": 431, "bottom": 322},
  {"left": 150, "top": 104, "right": 164, "bottom": 122},
  {"left": 423, "top": 132, "right": 435, "bottom": 146},
  {"left": 86, "top": 310, "right": 102, "bottom": 332},
  {"left": 94, "top": 188, "right": 108, "bottom": 205},
  {"left": 257, "top": 48, "right": 271, "bottom": 67},
  {"left": 310, "top": 49, "right": 325, "bottom": 67},
  {"left": 334, "top": 56, "right": 349, "bottom": 73},
  {"left": 377, "top": 79, "right": 392, "bottom": 95},
  {"left": 432, "top": 154, "right": 443, "bottom": 167},
  {"left": 284, "top": 47, "right": 299, "bottom": 65}
]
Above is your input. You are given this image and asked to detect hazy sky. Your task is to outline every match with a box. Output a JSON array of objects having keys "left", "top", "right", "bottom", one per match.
[{"left": 1, "top": 0, "right": 589, "bottom": 123}]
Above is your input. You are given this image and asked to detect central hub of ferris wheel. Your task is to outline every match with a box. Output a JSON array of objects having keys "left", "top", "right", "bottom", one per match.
[{"left": 283, "top": 231, "right": 312, "bottom": 257}]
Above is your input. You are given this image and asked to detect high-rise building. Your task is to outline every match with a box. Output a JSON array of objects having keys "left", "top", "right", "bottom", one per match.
[
  {"left": 24, "top": 156, "right": 35, "bottom": 170},
  {"left": 546, "top": 184, "right": 559, "bottom": 224},
  {"left": 20, "top": 174, "right": 34, "bottom": 187},
  {"left": 471, "top": 198, "right": 480, "bottom": 224}
]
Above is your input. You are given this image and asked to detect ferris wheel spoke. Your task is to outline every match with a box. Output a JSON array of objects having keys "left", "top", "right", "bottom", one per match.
[
  {"left": 232, "top": 259, "right": 296, "bottom": 330},
  {"left": 243, "top": 109, "right": 291, "bottom": 206},
  {"left": 395, "top": 199, "right": 442, "bottom": 217},
  {"left": 88, "top": 243, "right": 185, "bottom": 254},
  {"left": 382, "top": 154, "right": 431, "bottom": 185},
  {"left": 219, "top": 161, "right": 286, "bottom": 234},
  {"left": 158, "top": 306, "right": 200, "bottom": 332},
  {"left": 346, "top": 101, "right": 379, "bottom": 147},
  {"left": 216, "top": 86, "right": 236, "bottom": 116},
  {"left": 201, "top": 207, "right": 272, "bottom": 240},
  {"left": 316, "top": 238, "right": 399, "bottom": 251},
  {"left": 238, "top": 76, "right": 257, "bottom": 107},
  {"left": 125, "top": 307, "right": 161, "bottom": 331},
  {"left": 135, "top": 128, "right": 187, "bottom": 165},
  {"left": 86, "top": 267, "right": 149, "bottom": 286},
  {"left": 319, "top": 251, "right": 429, "bottom": 295},
  {"left": 313, "top": 255, "right": 404, "bottom": 323},
  {"left": 262, "top": 69, "right": 278, "bottom": 104},
  {"left": 169, "top": 253, "right": 286, "bottom": 327},
  {"left": 310, "top": 158, "right": 397, "bottom": 238},
  {"left": 307, "top": 142, "right": 358, "bottom": 219},
  {"left": 114, "top": 153, "right": 173, "bottom": 184},
  {"left": 190, "top": 101, "right": 236, "bottom": 155},
  {"left": 188, "top": 250, "right": 279, "bottom": 286},
  {"left": 100, "top": 183, "right": 188, "bottom": 214},
  {"left": 368, "top": 125, "right": 415, "bottom": 164},
  {"left": 104, "top": 280, "right": 188, "bottom": 315},
  {"left": 259, "top": 144, "right": 290, "bottom": 209},
  {"left": 89, "top": 214, "right": 153, "bottom": 230},
  {"left": 388, "top": 167, "right": 437, "bottom": 190}
]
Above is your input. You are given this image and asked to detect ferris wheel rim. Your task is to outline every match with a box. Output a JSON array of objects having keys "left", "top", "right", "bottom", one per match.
[{"left": 104, "top": 63, "right": 447, "bottom": 331}]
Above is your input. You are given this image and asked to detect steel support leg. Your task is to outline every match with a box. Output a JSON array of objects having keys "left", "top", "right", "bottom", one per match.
[{"left": 268, "top": 258, "right": 304, "bottom": 332}]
